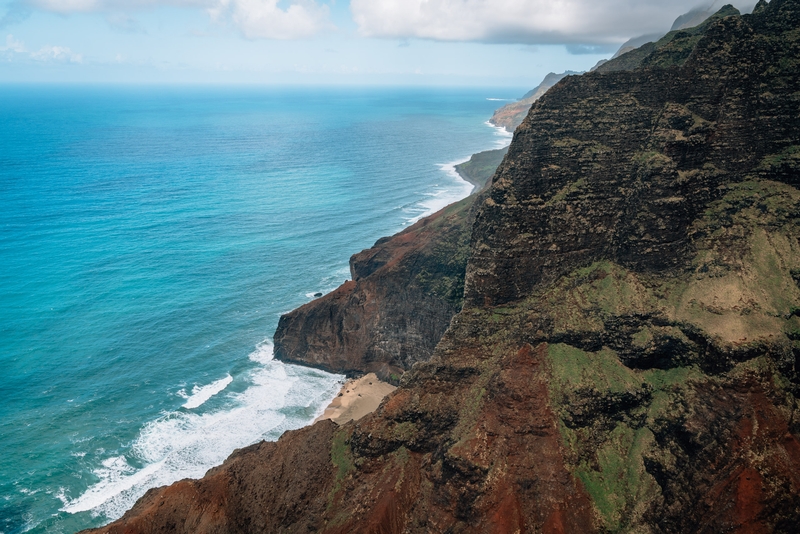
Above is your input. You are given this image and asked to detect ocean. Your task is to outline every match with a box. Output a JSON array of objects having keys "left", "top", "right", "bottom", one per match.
[{"left": 0, "top": 85, "right": 518, "bottom": 533}]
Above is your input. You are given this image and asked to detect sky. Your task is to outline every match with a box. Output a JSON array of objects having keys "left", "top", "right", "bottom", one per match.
[{"left": 0, "top": 0, "right": 758, "bottom": 86}]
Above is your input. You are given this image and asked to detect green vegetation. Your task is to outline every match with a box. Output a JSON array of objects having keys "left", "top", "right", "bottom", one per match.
[
  {"left": 454, "top": 147, "right": 509, "bottom": 189},
  {"left": 575, "top": 425, "right": 660, "bottom": 532},
  {"left": 546, "top": 177, "right": 587, "bottom": 205},
  {"left": 537, "top": 217, "right": 800, "bottom": 528},
  {"left": 414, "top": 196, "right": 473, "bottom": 307},
  {"left": 757, "top": 145, "right": 800, "bottom": 177},
  {"left": 330, "top": 429, "right": 355, "bottom": 496},
  {"left": 547, "top": 344, "right": 640, "bottom": 395},
  {"left": 546, "top": 343, "right": 700, "bottom": 531},
  {"left": 598, "top": 4, "right": 741, "bottom": 73},
  {"left": 641, "top": 366, "right": 702, "bottom": 390},
  {"left": 448, "top": 380, "right": 489, "bottom": 455},
  {"left": 785, "top": 315, "right": 800, "bottom": 340},
  {"left": 391, "top": 421, "right": 418, "bottom": 442}
]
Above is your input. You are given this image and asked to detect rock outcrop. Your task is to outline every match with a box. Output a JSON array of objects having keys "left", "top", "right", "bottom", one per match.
[
  {"left": 489, "top": 72, "right": 579, "bottom": 132},
  {"left": 273, "top": 148, "right": 505, "bottom": 382},
  {"left": 272, "top": 192, "right": 483, "bottom": 383},
  {"left": 594, "top": 4, "right": 741, "bottom": 74},
  {"left": 85, "top": 2, "right": 800, "bottom": 532}
]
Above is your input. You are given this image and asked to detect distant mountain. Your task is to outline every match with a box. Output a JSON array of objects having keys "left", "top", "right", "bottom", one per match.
[
  {"left": 491, "top": 6, "right": 734, "bottom": 134},
  {"left": 593, "top": 2, "right": 741, "bottom": 73},
  {"left": 489, "top": 71, "right": 581, "bottom": 132},
  {"left": 492, "top": 6, "right": 736, "bottom": 134},
  {"left": 594, "top": 3, "right": 741, "bottom": 73}
]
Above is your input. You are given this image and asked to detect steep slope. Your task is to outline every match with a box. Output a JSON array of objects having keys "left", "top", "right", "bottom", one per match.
[
  {"left": 86, "top": 1, "right": 800, "bottom": 532},
  {"left": 273, "top": 150, "right": 502, "bottom": 382},
  {"left": 612, "top": 2, "right": 732, "bottom": 62},
  {"left": 454, "top": 147, "right": 508, "bottom": 189},
  {"left": 594, "top": 4, "right": 741, "bottom": 73},
  {"left": 489, "top": 72, "right": 579, "bottom": 132},
  {"left": 273, "top": 194, "right": 478, "bottom": 382}
]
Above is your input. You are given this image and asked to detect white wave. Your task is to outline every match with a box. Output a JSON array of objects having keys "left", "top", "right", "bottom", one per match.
[
  {"left": 402, "top": 157, "right": 472, "bottom": 226},
  {"left": 403, "top": 120, "right": 512, "bottom": 226},
  {"left": 62, "top": 340, "right": 343, "bottom": 523},
  {"left": 486, "top": 98, "right": 513, "bottom": 101},
  {"left": 181, "top": 375, "right": 233, "bottom": 410},
  {"left": 304, "top": 265, "right": 351, "bottom": 300},
  {"left": 62, "top": 457, "right": 163, "bottom": 515},
  {"left": 485, "top": 120, "right": 514, "bottom": 147},
  {"left": 248, "top": 339, "right": 274, "bottom": 364},
  {"left": 54, "top": 487, "right": 68, "bottom": 506}
]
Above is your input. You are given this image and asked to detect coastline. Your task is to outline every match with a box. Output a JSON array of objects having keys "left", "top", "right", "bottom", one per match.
[
  {"left": 314, "top": 373, "right": 396, "bottom": 425},
  {"left": 302, "top": 128, "right": 514, "bottom": 426},
  {"left": 453, "top": 146, "right": 509, "bottom": 191},
  {"left": 303, "top": 131, "right": 511, "bottom": 428},
  {"left": 67, "top": 114, "right": 512, "bottom": 532}
]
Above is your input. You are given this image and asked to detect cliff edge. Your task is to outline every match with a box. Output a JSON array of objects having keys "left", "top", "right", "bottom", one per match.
[{"left": 488, "top": 71, "right": 578, "bottom": 133}]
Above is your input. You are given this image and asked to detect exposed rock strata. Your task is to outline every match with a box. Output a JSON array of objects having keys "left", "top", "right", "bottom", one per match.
[
  {"left": 86, "top": 2, "right": 800, "bottom": 533},
  {"left": 85, "top": 422, "right": 338, "bottom": 534},
  {"left": 594, "top": 4, "right": 741, "bottom": 74}
]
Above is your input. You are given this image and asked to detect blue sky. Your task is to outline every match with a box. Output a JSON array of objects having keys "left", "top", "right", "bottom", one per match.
[{"left": 0, "top": 1, "right": 757, "bottom": 85}]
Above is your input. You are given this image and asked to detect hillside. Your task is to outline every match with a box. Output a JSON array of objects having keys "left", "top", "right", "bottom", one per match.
[
  {"left": 85, "top": 1, "right": 800, "bottom": 532},
  {"left": 488, "top": 72, "right": 579, "bottom": 132}
]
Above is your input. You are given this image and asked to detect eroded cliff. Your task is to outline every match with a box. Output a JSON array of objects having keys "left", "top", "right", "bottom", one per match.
[
  {"left": 86, "top": 1, "right": 800, "bottom": 532},
  {"left": 272, "top": 191, "right": 484, "bottom": 383},
  {"left": 488, "top": 72, "right": 578, "bottom": 133}
]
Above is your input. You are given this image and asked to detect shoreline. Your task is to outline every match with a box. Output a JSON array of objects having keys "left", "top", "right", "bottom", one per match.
[
  {"left": 308, "top": 127, "right": 513, "bottom": 426},
  {"left": 314, "top": 373, "right": 396, "bottom": 425},
  {"left": 453, "top": 145, "right": 510, "bottom": 191}
]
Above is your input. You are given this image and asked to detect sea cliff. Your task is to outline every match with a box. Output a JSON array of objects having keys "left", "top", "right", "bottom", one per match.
[
  {"left": 85, "top": 1, "right": 800, "bottom": 532},
  {"left": 272, "top": 147, "right": 507, "bottom": 384},
  {"left": 488, "top": 72, "right": 577, "bottom": 132}
]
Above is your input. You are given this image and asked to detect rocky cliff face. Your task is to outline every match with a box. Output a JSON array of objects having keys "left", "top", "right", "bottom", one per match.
[
  {"left": 489, "top": 72, "right": 578, "bottom": 132},
  {"left": 272, "top": 189, "right": 486, "bottom": 383},
  {"left": 86, "top": 1, "right": 800, "bottom": 532},
  {"left": 272, "top": 148, "right": 504, "bottom": 383}
]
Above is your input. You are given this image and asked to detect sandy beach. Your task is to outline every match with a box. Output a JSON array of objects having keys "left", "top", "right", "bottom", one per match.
[{"left": 315, "top": 373, "right": 396, "bottom": 425}]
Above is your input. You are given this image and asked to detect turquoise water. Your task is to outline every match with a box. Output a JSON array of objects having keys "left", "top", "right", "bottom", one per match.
[{"left": 0, "top": 85, "right": 518, "bottom": 533}]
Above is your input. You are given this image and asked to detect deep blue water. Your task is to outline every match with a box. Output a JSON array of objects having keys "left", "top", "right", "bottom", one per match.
[{"left": 0, "top": 85, "right": 518, "bottom": 533}]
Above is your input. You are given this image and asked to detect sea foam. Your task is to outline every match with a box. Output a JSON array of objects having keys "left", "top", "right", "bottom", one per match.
[
  {"left": 181, "top": 375, "right": 233, "bottom": 409},
  {"left": 62, "top": 340, "right": 342, "bottom": 522},
  {"left": 485, "top": 120, "right": 514, "bottom": 146}
]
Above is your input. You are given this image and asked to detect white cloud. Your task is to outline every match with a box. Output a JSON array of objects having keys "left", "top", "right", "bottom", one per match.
[
  {"left": 350, "top": 0, "right": 758, "bottom": 45},
  {"left": 2, "top": 33, "right": 26, "bottom": 52},
  {"left": 17, "top": 0, "right": 332, "bottom": 39},
  {"left": 31, "top": 44, "right": 83, "bottom": 62},
  {"left": 27, "top": 0, "right": 211, "bottom": 14},
  {"left": 2, "top": 34, "right": 83, "bottom": 62},
  {"left": 210, "top": 0, "right": 331, "bottom": 39}
]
